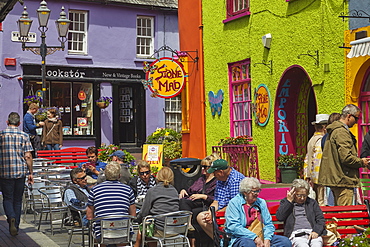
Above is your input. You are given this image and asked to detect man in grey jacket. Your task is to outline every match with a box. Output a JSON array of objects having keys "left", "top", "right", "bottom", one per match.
[{"left": 319, "top": 104, "right": 370, "bottom": 206}]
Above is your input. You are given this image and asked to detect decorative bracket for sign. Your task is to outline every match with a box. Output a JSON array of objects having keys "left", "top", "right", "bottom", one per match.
[
  {"left": 151, "top": 45, "right": 198, "bottom": 66},
  {"left": 339, "top": 10, "right": 370, "bottom": 22},
  {"left": 297, "top": 50, "right": 319, "bottom": 67},
  {"left": 253, "top": 60, "right": 273, "bottom": 75}
]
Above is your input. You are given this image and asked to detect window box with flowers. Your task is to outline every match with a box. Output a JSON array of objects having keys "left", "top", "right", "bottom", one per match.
[
  {"left": 277, "top": 154, "right": 304, "bottom": 183},
  {"left": 96, "top": 96, "right": 113, "bottom": 109},
  {"left": 218, "top": 135, "right": 253, "bottom": 146},
  {"left": 146, "top": 128, "right": 182, "bottom": 164}
]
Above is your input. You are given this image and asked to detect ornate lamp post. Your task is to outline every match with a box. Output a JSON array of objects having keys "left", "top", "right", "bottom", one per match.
[{"left": 18, "top": 0, "right": 70, "bottom": 105}]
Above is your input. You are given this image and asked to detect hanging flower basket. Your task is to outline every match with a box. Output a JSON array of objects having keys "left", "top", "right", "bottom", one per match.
[
  {"left": 96, "top": 102, "right": 109, "bottom": 109},
  {"left": 95, "top": 96, "right": 113, "bottom": 109}
]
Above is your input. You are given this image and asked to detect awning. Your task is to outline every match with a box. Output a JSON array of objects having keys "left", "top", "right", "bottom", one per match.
[{"left": 347, "top": 37, "right": 370, "bottom": 58}]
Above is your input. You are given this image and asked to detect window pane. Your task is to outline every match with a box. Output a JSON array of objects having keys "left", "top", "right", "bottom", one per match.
[{"left": 68, "top": 10, "right": 87, "bottom": 54}]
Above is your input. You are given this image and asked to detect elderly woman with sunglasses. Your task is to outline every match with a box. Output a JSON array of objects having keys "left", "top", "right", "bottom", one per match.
[
  {"left": 276, "top": 179, "right": 326, "bottom": 247},
  {"left": 225, "top": 177, "right": 291, "bottom": 247},
  {"left": 179, "top": 154, "right": 218, "bottom": 233}
]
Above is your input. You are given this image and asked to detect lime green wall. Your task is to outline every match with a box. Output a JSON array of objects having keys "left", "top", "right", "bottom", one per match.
[{"left": 203, "top": 0, "right": 348, "bottom": 181}]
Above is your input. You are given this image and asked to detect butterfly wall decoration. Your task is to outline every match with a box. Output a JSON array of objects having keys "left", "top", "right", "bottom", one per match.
[{"left": 208, "top": 89, "right": 224, "bottom": 116}]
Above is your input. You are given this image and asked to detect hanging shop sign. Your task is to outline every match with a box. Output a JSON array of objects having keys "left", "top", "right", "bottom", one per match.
[
  {"left": 208, "top": 89, "right": 224, "bottom": 116},
  {"left": 143, "top": 57, "right": 186, "bottom": 98},
  {"left": 253, "top": 84, "right": 271, "bottom": 126}
]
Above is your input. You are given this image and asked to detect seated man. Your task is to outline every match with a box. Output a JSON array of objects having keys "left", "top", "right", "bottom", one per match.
[
  {"left": 78, "top": 146, "right": 107, "bottom": 183},
  {"left": 128, "top": 160, "right": 156, "bottom": 211},
  {"left": 97, "top": 150, "right": 131, "bottom": 184},
  {"left": 197, "top": 159, "right": 245, "bottom": 239},
  {"left": 63, "top": 168, "right": 90, "bottom": 226},
  {"left": 87, "top": 162, "right": 136, "bottom": 241}
]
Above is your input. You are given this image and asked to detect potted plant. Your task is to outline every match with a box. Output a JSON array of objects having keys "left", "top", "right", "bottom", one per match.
[
  {"left": 145, "top": 127, "right": 182, "bottom": 164},
  {"left": 277, "top": 153, "right": 304, "bottom": 183},
  {"left": 24, "top": 95, "right": 42, "bottom": 106},
  {"left": 96, "top": 96, "right": 113, "bottom": 109},
  {"left": 337, "top": 228, "right": 370, "bottom": 246},
  {"left": 98, "top": 143, "right": 135, "bottom": 163}
]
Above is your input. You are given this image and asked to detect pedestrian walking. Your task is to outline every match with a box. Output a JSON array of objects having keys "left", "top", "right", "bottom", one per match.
[
  {"left": 319, "top": 104, "right": 370, "bottom": 206},
  {"left": 0, "top": 112, "right": 34, "bottom": 236},
  {"left": 41, "top": 108, "right": 63, "bottom": 150}
]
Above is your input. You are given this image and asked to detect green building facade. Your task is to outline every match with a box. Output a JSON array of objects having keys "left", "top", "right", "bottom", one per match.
[{"left": 203, "top": 0, "right": 348, "bottom": 181}]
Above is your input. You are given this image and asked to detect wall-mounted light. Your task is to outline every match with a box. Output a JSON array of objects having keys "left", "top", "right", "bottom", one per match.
[{"left": 262, "top": 33, "right": 272, "bottom": 49}]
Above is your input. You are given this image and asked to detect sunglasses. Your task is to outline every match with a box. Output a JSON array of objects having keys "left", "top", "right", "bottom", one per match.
[
  {"left": 76, "top": 175, "right": 87, "bottom": 180},
  {"left": 201, "top": 165, "right": 211, "bottom": 169},
  {"left": 139, "top": 171, "right": 150, "bottom": 176},
  {"left": 250, "top": 189, "right": 261, "bottom": 194},
  {"left": 351, "top": 114, "right": 359, "bottom": 121}
]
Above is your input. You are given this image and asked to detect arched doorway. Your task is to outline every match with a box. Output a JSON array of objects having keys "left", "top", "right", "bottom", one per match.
[{"left": 274, "top": 66, "right": 316, "bottom": 181}]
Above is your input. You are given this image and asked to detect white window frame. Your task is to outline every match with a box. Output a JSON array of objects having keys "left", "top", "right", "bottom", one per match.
[
  {"left": 68, "top": 10, "right": 88, "bottom": 55},
  {"left": 136, "top": 16, "right": 154, "bottom": 58},
  {"left": 165, "top": 96, "right": 182, "bottom": 132}
]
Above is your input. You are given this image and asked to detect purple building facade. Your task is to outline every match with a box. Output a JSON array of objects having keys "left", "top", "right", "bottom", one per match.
[{"left": 0, "top": 0, "right": 178, "bottom": 150}]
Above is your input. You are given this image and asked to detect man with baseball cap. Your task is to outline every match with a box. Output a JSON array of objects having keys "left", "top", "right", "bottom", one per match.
[
  {"left": 97, "top": 150, "right": 131, "bottom": 184},
  {"left": 197, "top": 158, "right": 245, "bottom": 238}
]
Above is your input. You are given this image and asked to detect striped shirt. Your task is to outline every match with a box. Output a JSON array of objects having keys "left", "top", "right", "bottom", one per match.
[
  {"left": 88, "top": 180, "right": 135, "bottom": 238},
  {"left": 214, "top": 168, "right": 245, "bottom": 210},
  {"left": 0, "top": 126, "right": 33, "bottom": 179}
]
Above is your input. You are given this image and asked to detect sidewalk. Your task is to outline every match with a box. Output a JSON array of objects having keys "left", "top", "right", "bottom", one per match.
[{"left": 0, "top": 215, "right": 59, "bottom": 247}]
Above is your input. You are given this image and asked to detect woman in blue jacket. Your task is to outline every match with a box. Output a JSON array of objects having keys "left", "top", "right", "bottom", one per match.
[{"left": 225, "top": 177, "right": 291, "bottom": 247}]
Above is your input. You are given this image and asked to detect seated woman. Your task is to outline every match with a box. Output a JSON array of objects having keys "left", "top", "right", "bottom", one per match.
[
  {"left": 276, "top": 179, "right": 326, "bottom": 247},
  {"left": 134, "top": 166, "right": 179, "bottom": 247},
  {"left": 179, "top": 153, "right": 218, "bottom": 225},
  {"left": 179, "top": 153, "right": 218, "bottom": 246},
  {"left": 225, "top": 177, "right": 291, "bottom": 247},
  {"left": 128, "top": 160, "right": 156, "bottom": 211}
]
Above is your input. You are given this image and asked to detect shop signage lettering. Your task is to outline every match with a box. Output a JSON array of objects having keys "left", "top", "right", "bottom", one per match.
[
  {"left": 145, "top": 57, "right": 186, "bottom": 98},
  {"left": 46, "top": 69, "right": 86, "bottom": 78},
  {"left": 102, "top": 72, "right": 142, "bottom": 79},
  {"left": 253, "top": 84, "right": 271, "bottom": 126},
  {"left": 277, "top": 79, "right": 291, "bottom": 155}
]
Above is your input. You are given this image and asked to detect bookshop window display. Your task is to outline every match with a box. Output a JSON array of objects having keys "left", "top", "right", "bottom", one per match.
[{"left": 26, "top": 80, "right": 94, "bottom": 137}]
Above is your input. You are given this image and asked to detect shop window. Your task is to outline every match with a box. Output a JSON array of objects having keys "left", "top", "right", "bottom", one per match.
[
  {"left": 136, "top": 16, "right": 154, "bottom": 58},
  {"left": 26, "top": 81, "right": 94, "bottom": 137},
  {"left": 360, "top": 72, "right": 370, "bottom": 138},
  {"left": 68, "top": 10, "right": 88, "bottom": 55},
  {"left": 165, "top": 96, "right": 182, "bottom": 132},
  {"left": 229, "top": 59, "right": 252, "bottom": 137},
  {"left": 226, "top": 0, "right": 250, "bottom": 17}
]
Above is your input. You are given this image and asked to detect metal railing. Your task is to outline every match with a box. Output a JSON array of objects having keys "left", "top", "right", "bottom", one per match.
[{"left": 212, "top": 144, "right": 259, "bottom": 178}]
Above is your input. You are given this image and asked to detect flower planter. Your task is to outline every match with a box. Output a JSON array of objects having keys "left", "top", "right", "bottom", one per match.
[
  {"left": 96, "top": 102, "right": 109, "bottom": 109},
  {"left": 279, "top": 166, "right": 299, "bottom": 183}
]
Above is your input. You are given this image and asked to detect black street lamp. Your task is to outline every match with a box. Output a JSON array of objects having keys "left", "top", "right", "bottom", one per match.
[{"left": 18, "top": 0, "right": 70, "bottom": 106}]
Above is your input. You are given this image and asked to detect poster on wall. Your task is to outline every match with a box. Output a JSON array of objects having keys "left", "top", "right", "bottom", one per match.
[{"left": 253, "top": 84, "right": 271, "bottom": 126}]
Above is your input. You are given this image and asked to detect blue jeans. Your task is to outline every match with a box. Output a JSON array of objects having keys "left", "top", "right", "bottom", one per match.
[
  {"left": 46, "top": 144, "right": 60, "bottom": 150},
  {"left": 233, "top": 235, "right": 292, "bottom": 247},
  {"left": 0, "top": 177, "right": 26, "bottom": 229}
]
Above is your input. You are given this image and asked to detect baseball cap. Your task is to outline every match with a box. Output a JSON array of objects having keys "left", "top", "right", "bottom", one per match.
[
  {"left": 109, "top": 150, "right": 125, "bottom": 159},
  {"left": 207, "top": 159, "right": 229, "bottom": 173}
]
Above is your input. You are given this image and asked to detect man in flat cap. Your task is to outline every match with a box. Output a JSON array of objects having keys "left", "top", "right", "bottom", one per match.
[{"left": 197, "top": 158, "right": 245, "bottom": 238}]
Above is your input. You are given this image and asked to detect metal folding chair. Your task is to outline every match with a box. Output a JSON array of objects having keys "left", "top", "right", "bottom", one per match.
[
  {"left": 22, "top": 179, "right": 46, "bottom": 223},
  {"left": 37, "top": 185, "right": 68, "bottom": 234},
  {"left": 88, "top": 214, "right": 136, "bottom": 247},
  {"left": 67, "top": 205, "right": 88, "bottom": 247},
  {"left": 142, "top": 210, "right": 192, "bottom": 247}
]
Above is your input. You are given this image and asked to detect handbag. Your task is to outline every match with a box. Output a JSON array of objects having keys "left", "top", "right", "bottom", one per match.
[
  {"left": 322, "top": 217, "right": 341, "bottom": 246},
  {"left": 140, "top": 220, "right": 155, "bottom": 237},
  {"left": 246, "top": 205, "right": 264, "bottom": 240}
]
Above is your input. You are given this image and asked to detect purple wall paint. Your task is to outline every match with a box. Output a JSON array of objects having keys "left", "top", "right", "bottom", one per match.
[{"left": 0, "top": 0, "right": 178, "bottom": 146}]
